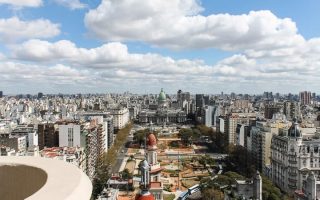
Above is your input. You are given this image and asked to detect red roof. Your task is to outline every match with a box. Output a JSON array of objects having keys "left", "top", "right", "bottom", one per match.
[
  {"left": 147, "top": 133, "right": 157, "bottom": 146},
  {"left": 135, "top": 193, "right": 155, "bottom": 200},
  {"left": 150, "top": 182, "right": 162, "bottom": 188}
]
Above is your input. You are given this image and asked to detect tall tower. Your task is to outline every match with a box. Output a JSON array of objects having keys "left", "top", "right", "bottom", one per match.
[
  {"left": 253, "top": 171, "right": 262, "bottom": 200},
  {"left": 140, "top": 160, "right": 150, "bottom": 190},
  {"left": 135, "top": 160, "right": 155, "bottom": 200},
  {"left": 147, "top": 132, "right": 163, "bottom": 182}
]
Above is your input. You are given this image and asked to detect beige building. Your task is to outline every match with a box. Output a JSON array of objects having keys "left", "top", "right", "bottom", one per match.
[{"left": 251, "top": 114, "right": 290, "bottom": 173}]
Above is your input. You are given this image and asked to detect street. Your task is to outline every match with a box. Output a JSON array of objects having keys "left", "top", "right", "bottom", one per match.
[{"left": 111, "top": 131, "right": 134, "bottom": 174}]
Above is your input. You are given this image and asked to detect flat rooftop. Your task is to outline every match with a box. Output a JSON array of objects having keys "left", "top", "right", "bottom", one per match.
[{"left": 0, "top": 157, "right": 92, "bottom": 200}]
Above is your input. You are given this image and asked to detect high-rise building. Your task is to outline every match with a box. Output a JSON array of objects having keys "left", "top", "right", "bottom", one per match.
[
  {"left": 236, "top": 123, "right": 250, "bottom": 147},
  {"left": 195, "top": 94, "right": 204, "bottom": 109},
  {"left": 110, "top": 105, "right": 129, "bottom": 130},
  {"left": 230, "top": 92, "right": 236, "bottom": 99},
  {"left": 204, "top": 105, "right": 215, "bottom": 127},
  {"left": 203, "top": 95, "right": 209, "bottom": 105},
  {"left": 264, "top": 104, "right": 282, "bottom": 119},
  {"left": 0, "top": 91, "right": 3, "bottom": 98},
  {"left": 299, "top": 91, "right": 312, "bottom": 105},
  {"left": 283, "top": 101, "right": 300, "bottom": 120},
  {"left": 82, "top": 119, "right": 106, "bottom": 180},
  {"left": 177, "top": 90, "right": 191, "bottom": 113},
  {"left": 58, "top": 123, "right": 81, "bottom": 147},
  {"left": 105, "top": 115, "right": 114, "bottom": 149},
  {"left": 38, "top": 92, "right": 44, "bottom": 99},
  {"left": 263, "top": 92, "right": 273, "bottom": 99},
  {"left": 38, "top": 123, "right": 59, "bottom": 150}
]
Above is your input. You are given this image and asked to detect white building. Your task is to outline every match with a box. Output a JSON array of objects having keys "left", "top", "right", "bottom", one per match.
[
  {"left": 28, "top": 130, "right": 38, "bottom": 147},
  {"left": 110, "top": 106, "right": 129, "bottom": 129},
  {"left": 236, "top": 123, "right": 247, "bottom": 147},
  {"left": 271, "top": 119, "right": 319, "bottom": 194},
  {"left": 204, "top": 105, "right": 215, "bottom": 127},
  {"left": 59, "top": 123, "right": 81, "bottom": 147}
]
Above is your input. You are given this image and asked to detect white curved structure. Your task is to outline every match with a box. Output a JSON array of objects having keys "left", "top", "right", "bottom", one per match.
[{"left": 0, "top": 157, "right": 92, "bottom": 200}]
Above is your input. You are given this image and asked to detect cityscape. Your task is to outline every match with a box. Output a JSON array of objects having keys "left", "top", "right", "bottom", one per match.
[
  {"left": 1, "top": 89, "right": 320, "bottom": 200},
  {"left": 1, "top": 0, "right": 320, "bottom": 200}
]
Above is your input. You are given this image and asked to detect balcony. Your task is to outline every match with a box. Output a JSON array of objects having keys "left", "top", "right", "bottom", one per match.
[
  {"left": 288, "top": 172, "right": 297, "bottom": 177},
  {"left": 288, "top": 160, "right": 297, "bottom": 164},
  {"left": 288, "top": 183, "right": 297, "bottom": 189},
  {"left": 288, "top": 178, "right": 297, "bottom": 183}
]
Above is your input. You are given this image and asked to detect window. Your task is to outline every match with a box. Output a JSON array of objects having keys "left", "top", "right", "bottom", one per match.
[{"left": 68, "top": 127, "right": 74, "bottom": 146}]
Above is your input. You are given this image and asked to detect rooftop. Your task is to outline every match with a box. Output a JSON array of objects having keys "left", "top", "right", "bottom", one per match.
[{"left": 0, "top": 157, "right": 92, "bottom": 200}]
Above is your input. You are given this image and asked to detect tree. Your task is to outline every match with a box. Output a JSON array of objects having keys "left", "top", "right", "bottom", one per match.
[
  {"left": 199, "top": 158, "right": 206, "bottom": 168},
  {"left": 121, "top": 168, "right": 132, "bottom": 180},
  {"left": 224, "top": 171, "right": 244, "bottom": 180},
  {"left": 202, "top": 188, "right": 224, "bottom": 200},
  {"left": 133, "top": 129, "right": 148, "bottom": 145},
  {"left": 268, "top": 193, "right": 281, "bottom": 200},
  {"left": 196, "top": 125, "right": 213, "bottom": 136},
  {"left": 128, "top": 155, "right": 135, "bottom": 161},
  {"left": 204, "top": 155, "right": 215, "bottom": 166},
  {"left": 133, "top": 129, "right": 159, "bottom": 146},
  {"left": 178, "top": 128, "right": 194, "bottom": 146},
  {"left": 169, "top": 141, "right": 179, "bottom": 148}
]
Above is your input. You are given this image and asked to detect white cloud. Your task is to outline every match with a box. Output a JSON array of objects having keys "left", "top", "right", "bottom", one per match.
[
  {"left": 0, "top": 52, "right": 6, "bottom": 61},
  {"left": 11, "top": 39, "right": 214, "bottom": 88},
  {"left": 54, "top": 0, "right": 87, "bottom": 10},
  {"left": 0, "top": 17, "right": 60, "bottom": 42},
  {"left": 0, "top": 61, "right": 90, "bottom": 88},
  {"left": 85, "top": 0, "right": 304, "bottom": 51},
  {"left": 13, "top": 39, "right": 212, "bottom": 75},
  {"left": 9, "top": 36, "right": 320, "bottom": 94},
  {"left": 0, "top": 0, "right": 42, "bottom": 7}
]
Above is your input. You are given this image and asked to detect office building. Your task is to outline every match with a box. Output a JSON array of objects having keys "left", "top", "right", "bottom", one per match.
[
  {"left": 38, "top": 123, "right": 59, "bottom": 150},
  {"left": 264, "top": 104, "right": 282, "bottom": 119},
  {"left": 110, "top": 105, "right": 129, "bottom": 130},
  {"left": 59, "top": 123, "right": 81, "bottom": 147},
  {"left": 299, "top": 91, "right": 312, "bottom": 105}
]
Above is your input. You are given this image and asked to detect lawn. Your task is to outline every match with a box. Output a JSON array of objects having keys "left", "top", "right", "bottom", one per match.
[{"left": 164, "top": 194, "right": 175, "bottom": 200}]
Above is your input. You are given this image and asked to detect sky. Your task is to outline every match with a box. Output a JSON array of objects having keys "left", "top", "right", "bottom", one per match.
[{"left": 0, "top": 0, "right": 320, "bottom": 94}]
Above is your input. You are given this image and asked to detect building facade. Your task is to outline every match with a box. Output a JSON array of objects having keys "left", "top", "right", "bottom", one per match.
[
  {"left": 271, "top": 120, "right": 320, "bottom": 194},
  {"left": 59, "top": 123, "right": 81, "bottom": 147}
]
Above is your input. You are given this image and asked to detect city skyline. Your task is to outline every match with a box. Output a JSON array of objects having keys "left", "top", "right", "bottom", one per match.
[{"left": 1, "top": 0, "right": 320, "bottom": 94}]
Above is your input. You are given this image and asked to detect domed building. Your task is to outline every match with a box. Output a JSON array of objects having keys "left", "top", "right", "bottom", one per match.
[
  {"left": 158, "top": 88, "right": 167, "bottom": 108},
  {"left": 288, "top": 118, "right": 302, "bottom": 138},
  {"left": 270, "top": 119, "right": 320, "bottom": 194},
  {"left": 138, "top": 88, "right": 187, "bottom": 125}
]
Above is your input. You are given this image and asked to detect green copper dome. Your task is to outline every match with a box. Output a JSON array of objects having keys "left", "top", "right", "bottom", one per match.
[{"left": 158, "top": 88, "right": 166, "bottom": 102}]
